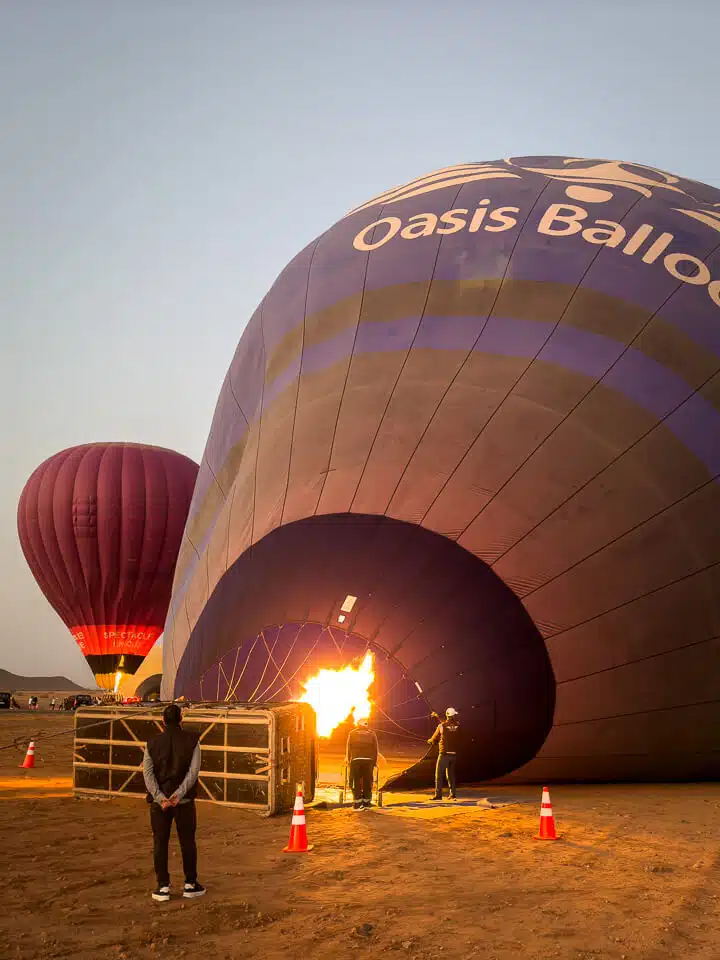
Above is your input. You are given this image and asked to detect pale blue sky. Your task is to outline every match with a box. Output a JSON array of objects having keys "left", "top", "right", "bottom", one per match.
[{"left": 2, "top": 1, "right": 718, "bottom": 684}]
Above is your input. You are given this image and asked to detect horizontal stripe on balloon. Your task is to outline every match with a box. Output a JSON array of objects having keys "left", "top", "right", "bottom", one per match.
[
  {"left": 168, "top": 315, "right": 720, "bottom": 628},
  {"left": 71, "top": 624, "right": 160, "bottom": 658},
  {"left": 263, "top": 313, "right": 720, "bottom": 441}
]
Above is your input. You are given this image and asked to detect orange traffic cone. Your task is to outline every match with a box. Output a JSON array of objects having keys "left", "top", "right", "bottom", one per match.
[
  {"left": 20, "top": 741, "right": 36, "bottom": 769},
  {"left": 283, "top": 787, "right": 313, "bottom": 853},
  {"left": 535, "top": 786, "right": 558, "bottom": 840}
]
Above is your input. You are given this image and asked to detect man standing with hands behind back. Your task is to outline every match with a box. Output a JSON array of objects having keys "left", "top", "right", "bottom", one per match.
[{"left": 143, "top": 703, "right": 206, "bottom": 902}]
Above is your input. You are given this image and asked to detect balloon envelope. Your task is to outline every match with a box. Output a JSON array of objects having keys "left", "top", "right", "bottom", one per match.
[
  {"left": 163, "top": 157, "right": 720, "bottom": 784},
  {"left": 17, "top": 443, "right": 199, "bottom": 690}
]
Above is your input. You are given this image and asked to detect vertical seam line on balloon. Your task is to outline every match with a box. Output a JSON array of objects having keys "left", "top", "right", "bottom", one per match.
[
  {"left": 417, "top": 181, "right": 644, "bottom": 531},
  {"left": 203, "top": 525, "right": 211, "bottom": 620},
  {"left": 347, "top": 184, "right": 466, "bottom": 513},
  {"left": 234, "top": 304, "right": 269, "bottom": 667},
  {"left": 484, "top": 352, "right": 720, "bottom": 574},
  {"left": 157, "top": 451, "right": 173, "bottom": 627},
  {"left": 227, "top": 371, "right": 251, "bottom": 433},
  {"left": 106, "top": 444, "right": 121, "bottom": 634},
  {"left": 83, "top": 446, "right": 101, "bottom": 635},
  {"left": 126, "top": 446, "right": 148, "bottom": 630},
  {"left": 78, "top": 448, "right": 101, "bottom": 631},
  {"left": 67, "top": 447, "right": 94, "bottom": 634},
  {"left": 223, "top": 483, "right": 237, "bottom": 576},
  {"left": 179, "top": 600, "right": 192, "bottom": 678},
  {"left": 188, "top": 311, "right": 265, "bottom": 685},
  {"left": 39, "top": 455, "right": 78, "bottom": 627},
  {"left": 48, "top": 452, "right": 77, "bottom": 624},
  {"left": 166, "top": 613, "right": 178, "bottom": 681},
  {"left": 21, "top": 460, "right": 69, "bottom": 626},
  {"left": 382, "top": 178, "right": 555, "bottom": 518},
  {"left": 155, "top": 453, "right": 173, "bottom": 673},
  {"left": 519, "top": 473, "right": 718, "bottom": 601},
  {"left": 280, "top": 233, "right": 328, "bottom": 528},
  {"left": 467, "top": 235, "right": 720, "bottom": 566},
  {"left": 210, "top": 343, "right": 255, "bottom": 583},
  {"left": 553, "top": 695, "right": 720, "bottom": 726},
  {"left": 450, "top": 207, "right": 715, "bottom": 545},
  {"left": 555, "top": 633, "right": 720, "bottom": 684},
  {"left": 217, "top": 372, "right": 252, "bottom": 581},
  {"left": 183, "top": 456, "right": 209, "bottom": 563},
  {"left": 112, "top": 444, "right": 125, "bottom": 633},
  {"left": 202, "top": 450, "right": 224, "bottom": 503},
  {"left": 313, "top": 203, "right": 390, "bottom": 513},
  {"left": 539, "top": 560, "right": 719, "bottom": 641},
  {"left": 183, "top": 456, "right": 207, "bottom": 567},
  {"left": 122, "top": 444, "right": 144, "bottom": 630},
  {"left": 247, "top": 299, "right": 268, "bottom": 566},
  {"left": 501, "top": 417, "right": 719, "bottom": 598}
]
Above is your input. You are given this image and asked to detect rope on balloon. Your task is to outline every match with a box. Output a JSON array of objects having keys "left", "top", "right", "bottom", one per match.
[{"left": 372, "top": 708, "right": 430, "bottom": 743}]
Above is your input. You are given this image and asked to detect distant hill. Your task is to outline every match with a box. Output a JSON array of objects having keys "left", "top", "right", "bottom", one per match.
[{"left": 0, "top": 669, "right": 91, "bottom": 692}]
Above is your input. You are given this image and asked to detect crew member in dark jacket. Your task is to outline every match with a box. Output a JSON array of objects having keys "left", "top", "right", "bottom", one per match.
[
  {"left": 143, "top": 703, "right": 205, "bottom": 901},
  {"left": 345, "top": 718, "right": 379, "bottom": 810},
  {"left": 428, "top": 707, "right": 460, "bottom": 801}
]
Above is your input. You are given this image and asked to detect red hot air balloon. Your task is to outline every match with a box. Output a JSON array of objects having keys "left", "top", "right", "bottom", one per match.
[{"left": 17, "top": 443, "right": 199, "bottom": 692}]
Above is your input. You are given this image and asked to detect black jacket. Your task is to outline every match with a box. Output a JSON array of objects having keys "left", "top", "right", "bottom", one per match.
[
  {"left": 346, "top": 726, "right": 379, "bottom": 764},
  {"left": 429, "top": 719, "right": 460, "bottom": 754},
  {"left": 146, "top": 726, "right": 200, "bottom": 802}
]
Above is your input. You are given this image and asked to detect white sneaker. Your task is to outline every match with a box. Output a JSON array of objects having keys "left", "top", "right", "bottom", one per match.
[
  {"left": 183, "top": 882, "right": 206, "bottom": 899},
  {"left": 152, "top": 885, "right": 170, "bottom": 902}
]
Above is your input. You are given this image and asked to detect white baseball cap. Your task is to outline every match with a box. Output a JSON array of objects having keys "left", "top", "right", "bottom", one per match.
[{"left": 446, "top": 707, "right": 458, "bottom": 717}]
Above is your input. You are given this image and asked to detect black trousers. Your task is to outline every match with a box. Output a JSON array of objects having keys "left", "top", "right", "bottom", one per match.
[
  {"left": 435, "top": 753, "right": 457, "bottom": 797},
  {"left": 349, "top": 758, "right": 375, "bottom": 802},
  {"left": 150, "top": 801, "right": 198, "bottom": 887}
]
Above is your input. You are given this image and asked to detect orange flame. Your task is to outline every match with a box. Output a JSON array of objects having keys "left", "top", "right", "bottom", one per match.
[{"left": 298, "top": 652, "right": 375, "bottom": 737}]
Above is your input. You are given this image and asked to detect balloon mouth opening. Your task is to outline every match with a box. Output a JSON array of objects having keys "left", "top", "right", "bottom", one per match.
[{"left": 85, "top": 651, "right": 153, "bottom": 691}]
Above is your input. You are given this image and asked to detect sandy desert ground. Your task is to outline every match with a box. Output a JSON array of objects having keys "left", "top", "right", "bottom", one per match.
[{"left": 1, "top": 713, "right": 720, "bottom": 960}]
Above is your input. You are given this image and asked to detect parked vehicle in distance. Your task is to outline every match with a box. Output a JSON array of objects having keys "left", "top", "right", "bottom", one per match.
[
  {"left": 0, "top": 691, "right": 11, "bottom": 709},
  {"left": 64, "top": 694, "right": 96, "bottom": 711}
]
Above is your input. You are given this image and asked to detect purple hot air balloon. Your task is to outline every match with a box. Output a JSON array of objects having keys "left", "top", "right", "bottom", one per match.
[
  {"left": 17, "top": 443, "right": 199, "bottom": 691},
  {"left": 163, "top": 156, "right": 720, "bottom": 787}
]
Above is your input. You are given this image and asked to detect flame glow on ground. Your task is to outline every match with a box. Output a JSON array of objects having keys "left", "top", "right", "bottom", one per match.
[{"left": 298, "top": 652, "right": 375, "bottom": 737}]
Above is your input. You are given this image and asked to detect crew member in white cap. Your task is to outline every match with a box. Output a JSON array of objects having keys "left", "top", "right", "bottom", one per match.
[{"left": 427, "top": 707, "right": 461, "bottom": 801}]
